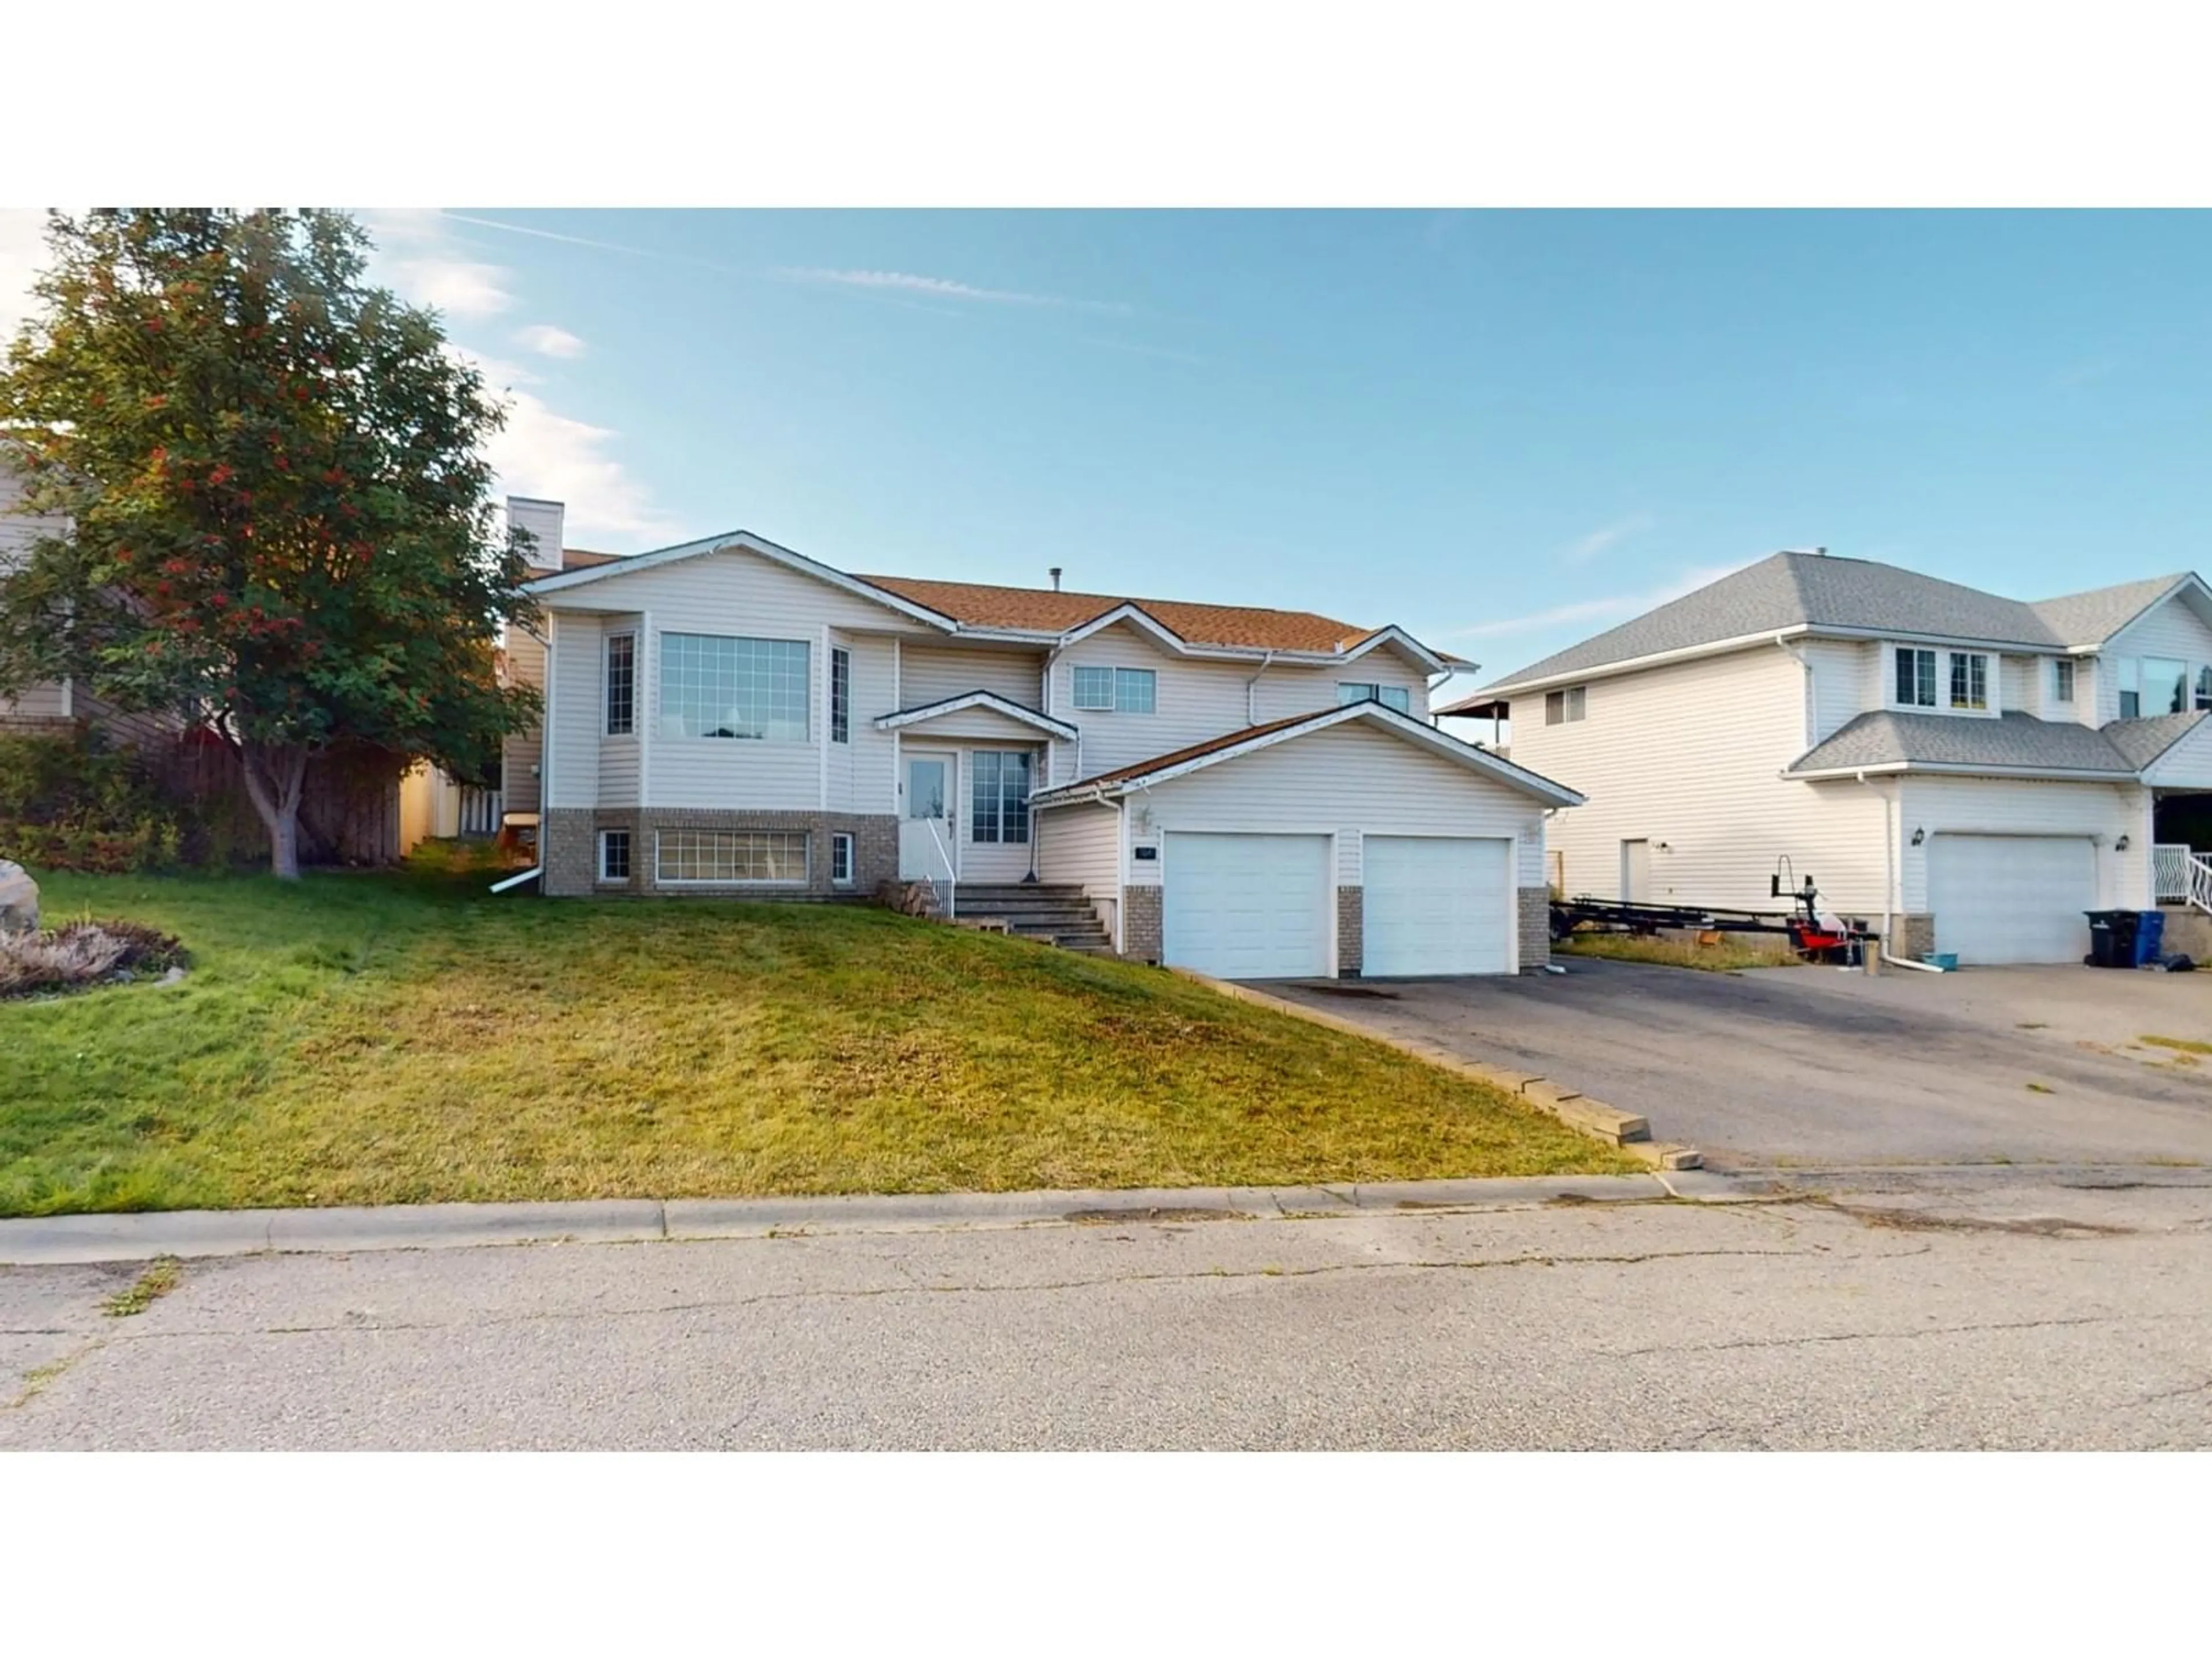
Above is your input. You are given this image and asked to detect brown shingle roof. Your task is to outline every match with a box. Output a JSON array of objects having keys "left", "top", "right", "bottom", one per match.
[
  {"left": 1058, "top": 710, "right": 1324, "bottom": 789},
  {"left": 855, "top": 573, "right": 1376, "bottom": 654}
]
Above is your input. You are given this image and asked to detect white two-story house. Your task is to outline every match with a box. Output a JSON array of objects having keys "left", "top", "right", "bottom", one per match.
[
  {"left": 1442, "top": 550, "right": 2212, "bottom": 966},
  {"left": 509, "top": 501, "right": 1582, "bottom": 979}
]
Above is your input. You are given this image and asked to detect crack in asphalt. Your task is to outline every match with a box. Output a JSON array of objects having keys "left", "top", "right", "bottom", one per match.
[
  {"left": 45, "top": 1242, "right": 1816, "bottom": 1343},
  {"left": 1607, "top": 1309, "right": 2177, "bottom": 1360}
]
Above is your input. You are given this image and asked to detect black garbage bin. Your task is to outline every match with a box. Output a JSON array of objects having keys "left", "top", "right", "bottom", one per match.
[{"left": 2084, "top": 909, "right": 2138, "bottom": 968}]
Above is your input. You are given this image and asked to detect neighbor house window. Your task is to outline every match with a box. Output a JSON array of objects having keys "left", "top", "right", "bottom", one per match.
[
  {"left": 1338, "top": 682, "right": 1412, "bottom": 713},
  {"left": 1948, "top": 651, "right": 1988, "bottom": 711},
  {"left": 659, "top": 634, "right": 809, "bottom": 741},
  {"left": 2144, "top": 657, "right": 2188, "bottom": 717},
  {"left": 1895, "top": 647, "right": 1938, "bottom": 707},
  {"left": 655, "top": 829, "right": 809, "bottom": 884},
  {"left": 831, "top": 832, "right": 855, "bottom": 886},
  {"left": 597, "top": 829, "right": 631, "bottom": 883},
  {"left": 1073, "top": 665, "right": 1155, "bottom": 713},
  {"left": 970, "top": 751, "right": 1032, "bottom": 844},
  {"left": 2118, "top": 657, "right": 2141, "bottom": 719},
  {"left": 1543, "top": 686, "right": 1586, "bottom": 725},
  {"left": 603, "top": 632, "right": 635, "bottom": 736},
  {"left": 2197, "top": 668, "right": 2212, "bottom": 713},
  {"left": 831, "top": 646, "right": 851, "bottom": 745},
  {"left": 2052, "top": 658, "right": 2076, "bottom": 704}
]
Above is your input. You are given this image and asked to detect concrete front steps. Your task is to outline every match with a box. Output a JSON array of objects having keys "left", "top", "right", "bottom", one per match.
[{"left": 953, "top": 883, "right": 1115, "bottom": 957}]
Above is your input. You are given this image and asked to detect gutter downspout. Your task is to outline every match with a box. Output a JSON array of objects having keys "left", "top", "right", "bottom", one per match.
[
  {"left": 1247, "top": 650, "right": 1276, "bottom": 725},
  {"left": 1858, "top": 768, "right": 1942, "bottom": 972}
]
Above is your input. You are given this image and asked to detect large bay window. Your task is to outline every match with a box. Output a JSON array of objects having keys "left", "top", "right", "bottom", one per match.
[
  {"left": 660, "top": 634, "right": 809, "bottom": 741},
  {"left": 2143, "top": 657, "right": 2188, "bottom": 717}
]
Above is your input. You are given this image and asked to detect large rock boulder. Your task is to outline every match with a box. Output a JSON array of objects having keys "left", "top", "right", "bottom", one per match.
[{"left": 0, "top": 859, "right": 36, "bottom": 935}]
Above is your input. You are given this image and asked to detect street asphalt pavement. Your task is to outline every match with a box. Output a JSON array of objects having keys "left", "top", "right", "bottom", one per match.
[{"left": 5, "top": 1170, "right": 2209, "bottom": 1450}]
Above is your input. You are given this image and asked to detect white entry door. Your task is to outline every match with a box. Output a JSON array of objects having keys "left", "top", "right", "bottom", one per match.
[
  {"left": 1928, "top": 834, "right": 2096, "bottom": 964},
  {"left": 1362, "top": 835, "right": 1513, "bottom": 976},
  {"left": 899, "top": 751, "right": 956, "bottom": 881},
  {"left": 1162, "top": 832, "right": 1331, "bottom": 979}
]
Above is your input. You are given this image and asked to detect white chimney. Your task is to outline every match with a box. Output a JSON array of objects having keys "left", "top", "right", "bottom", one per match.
[{"left": 508, "top": 496, "right": 567, "bottom": 575}]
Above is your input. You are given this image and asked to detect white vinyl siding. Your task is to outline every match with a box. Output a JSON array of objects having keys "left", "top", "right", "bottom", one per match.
[
  {"left": 2099, "top": 594, "right": 2212, "bottom": 724},
  {"left": 826, "top": 632, "right": 897, "bottom": 815},
  {"left": 502, "top": 622, "right": 549, "bottom": 814},
  {"left": 1037, "top": 800, "right": 1122, "bottom": 913},
  {"left": 1898, "top": 777, "right": 2145, "bottom": 916},
  {"left": 1799, "top": 639, "right": 1872, "bottom": 745},
  {"left": 1506, "top": 646, "right": 1889, "bottom": 914},
  {"left": 1123, "top": 721, "right": 1547, "bottom": 892},
  {"left": 898, "top": 643, "right": 1047, "bottom": 710},
  {"left": 546, "top": 612, "right": 601, "bottom": 809},
  {"left": 1054, "top": 621, "right": 1431, "bottom": 779}
]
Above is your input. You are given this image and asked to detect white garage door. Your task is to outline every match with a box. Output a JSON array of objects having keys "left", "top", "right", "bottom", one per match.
[
  {"left": 1928, "top": 835, "right": 2095, "bottom": 965},
  {"left": 1162, "top": 832, "right": 1331, "bottom": 979},
  {"left": 1363, "top": 835, "right": 1513, "bottom": 976}
]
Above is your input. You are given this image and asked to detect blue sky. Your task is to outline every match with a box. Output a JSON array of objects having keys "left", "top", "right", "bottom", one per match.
[{"left": 10, "top": 209, "right": 2211, "bottom": 695}]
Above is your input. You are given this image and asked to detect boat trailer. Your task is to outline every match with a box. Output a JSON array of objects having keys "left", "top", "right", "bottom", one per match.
[{"left": 1551, "top": 875, "right": 1875, "bottom": 964}]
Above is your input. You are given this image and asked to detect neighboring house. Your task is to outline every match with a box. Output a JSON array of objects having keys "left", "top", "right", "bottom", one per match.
[
  {"left": 1440, "top": 551, "right": 2212, "bottom": 965},
  {"left": 509, "top": 501, "right": 1582, "bottom": 978}
]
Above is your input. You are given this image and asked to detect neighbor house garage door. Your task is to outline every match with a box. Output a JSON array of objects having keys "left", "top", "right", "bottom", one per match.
[
  {"left": 1162, "top": 832, "right": 1331, "bottom": 979},
  {"left": 1362, "top": 835, "right": 1513, "bottom": 976},
  {"left": 1927, "top": 834, "right": 2095, "bottom": 965}
]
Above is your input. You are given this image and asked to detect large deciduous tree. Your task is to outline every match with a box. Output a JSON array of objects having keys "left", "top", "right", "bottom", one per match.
[{"left": 0, "top": 209, "right": 540, "bottom": 877}]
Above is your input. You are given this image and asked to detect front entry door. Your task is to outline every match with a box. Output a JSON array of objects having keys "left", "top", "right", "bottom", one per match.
[{"left": 899, "top": 751, "right": 956, "bottom": 881}]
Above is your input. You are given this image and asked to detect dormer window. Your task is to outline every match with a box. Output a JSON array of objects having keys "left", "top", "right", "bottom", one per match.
[
  {"left": 2052, "top": 658, "right": 2075, "bottom": 704},
  {"left": 1895, "top": 647, "right": 1938, "bottom": 707},
  {"left": 1948, "top": 652, "right": 1988, "bottom": 711}
]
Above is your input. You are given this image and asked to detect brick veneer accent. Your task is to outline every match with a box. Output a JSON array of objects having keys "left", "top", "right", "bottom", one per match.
[
  {"left": 1517, "top": 885, "right": 1552, "bottom": 972},
  {"left": 1896, "top": 913, "right": 1936, "bottom": 959},
  {"left": 1121, "top": 884, "right": 1162, "bottom": 963},
  {"left": 543, "top": 808, "right": 898, "bottom": 899},
  {"left": 1335, "top": 885, "right": 1363, "bottom": 976}
]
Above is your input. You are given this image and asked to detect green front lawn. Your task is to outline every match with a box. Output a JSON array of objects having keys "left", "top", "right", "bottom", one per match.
[{"left": 2, "top": 866, "right": 1628, "bottom": 1215}]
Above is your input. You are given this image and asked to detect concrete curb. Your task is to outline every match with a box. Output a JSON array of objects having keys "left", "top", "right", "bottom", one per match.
[
  {"left": 0, "top": 1173, "right": 1710, "bottom": 1265},
  {"left": 1170, "top": 968, "right": 1703, "bottom": 1170}
]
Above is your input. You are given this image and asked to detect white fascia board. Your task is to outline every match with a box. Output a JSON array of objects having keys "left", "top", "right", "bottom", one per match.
[
  {"left": 1056, "top": 603, "right": 1188, "bottom": 653},
  {"left": 1468, "top": 627, "right": 1821, "bottom": 702},
  {"left": 524, "top": 531, "right": 961, "bottom": 633},
  {"left": 1336, "top": 625, "right": 1449, "bottom": 675},
  {"left": 1035, "top": 703, "right": 1585, "bottom": 808},
  {"left": 875, "top": 690, "right": 1079, "bottom": 741},
  {"left": 1785, "top": 760, "right": 2139, "bottom": 782},
  {"left": 2057, "top": 573, "right": 2205, "bottom": 652}
]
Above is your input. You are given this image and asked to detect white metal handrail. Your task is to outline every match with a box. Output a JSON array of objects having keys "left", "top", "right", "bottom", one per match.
[
  {"left": 2155, "top": 842, "right": 2212, "bottom": 914},
  {"left": 926, "top": 816, "right": 956, "bottom": 919}
]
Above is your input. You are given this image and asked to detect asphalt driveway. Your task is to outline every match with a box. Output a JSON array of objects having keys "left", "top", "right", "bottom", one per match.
[{"left": 1273, "top": 959, "right": 2212, "bottom": 1171}]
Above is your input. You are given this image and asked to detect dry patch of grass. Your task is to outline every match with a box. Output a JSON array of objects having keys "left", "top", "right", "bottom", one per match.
[
  {"left": 1, "top": 870, "right": 1631, "bottom": 1216},
  {"left": 0, "top": 918, "right": 184, "bottom": 999},
  {"left": 2140, "top": 1034, "right": 2212, "bottom": 1056},
  {"left": 1556, "top": 931, "right": 1798, "bottom": 973}
]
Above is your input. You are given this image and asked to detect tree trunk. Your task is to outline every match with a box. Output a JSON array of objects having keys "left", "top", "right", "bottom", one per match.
[{"left": 234, "top": 740, "right": 312, "bottom": 880}]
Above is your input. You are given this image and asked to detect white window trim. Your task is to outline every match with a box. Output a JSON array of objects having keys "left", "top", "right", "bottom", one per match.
[
  {"left": 1071, "top": 664, "right": 1158, "bottom": 715},
  {"left": 1946, "top": 649, "right": 1993, "bottom": 714},
  {"left": 1890, "top": 644, "right": 1940, "bottom": 710},
  {"left": 657, "top": 632, "right": 813, "bottom": 744},
  {"left": 1885, "top": 642, "right": 1998, "bottom": 718},
  {"left": 596, "top": 828, "right": 631, "bottom": 884},
  {"left": 604, "top": 630, "right": 637, "bottom": 737},
  {"left": 831, "top": 831, "right": 856, "bottom": 887},
  {"left": 2052, "top": 657, "right": 2077, "bottom": 704},
  {"left": 653, "top": 828, "right": 812, "bottom": 886}
]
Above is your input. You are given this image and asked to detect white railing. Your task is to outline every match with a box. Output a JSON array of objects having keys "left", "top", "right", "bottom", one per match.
[
  {"left": 2155, "top": 842, "right": 2212, "bottom": 914},
  {"left": 927, "top": 817, "right": 956, "bottom": 920}
]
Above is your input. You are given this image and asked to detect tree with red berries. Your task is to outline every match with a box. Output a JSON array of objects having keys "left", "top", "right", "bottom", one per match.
[{"left": 0, "top": 209, "right": 539, "bottom": 876}]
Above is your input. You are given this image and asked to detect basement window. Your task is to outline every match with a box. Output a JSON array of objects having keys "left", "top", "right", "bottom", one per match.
[
  {"left": 597, "top": 830, "right": 631, "bottom": 884},
  {"left": 831, "top": 832, "right": 855, "bottom": 887}
]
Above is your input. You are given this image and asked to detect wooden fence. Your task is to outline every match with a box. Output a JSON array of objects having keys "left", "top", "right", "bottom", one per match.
[{"left": 155, "top": 734, "right": 405, "bottom": 867}]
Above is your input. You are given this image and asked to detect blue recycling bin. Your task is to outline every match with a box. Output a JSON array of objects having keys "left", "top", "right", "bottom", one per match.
[{"left": 2132, "top": 909, "right": 2165, "bottom": 967}]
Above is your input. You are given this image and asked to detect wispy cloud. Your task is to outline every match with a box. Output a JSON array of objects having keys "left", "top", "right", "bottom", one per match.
[
  {"left": 2051, "top": 355, "right": 2122, "bottom": 391},
  {"left": 363, "top": 210, "right": 515, "bottom": 319},
  {"left": 514, "top": 323, "right": 586, "bottom": 359},
  {"left": 775, "top": 266, "right": 1131, "bottom": 313},
  {"left": 1444, "top": 559, "right": 1758, "bottom": 641},
  {"left": 1558, "top": 512, "right": 1653, "bottom": 565}
]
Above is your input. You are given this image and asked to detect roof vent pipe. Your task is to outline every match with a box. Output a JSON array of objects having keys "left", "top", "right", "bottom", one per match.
[{"left": 1048, "top": 567, "right": 1063, "bottom": 591}]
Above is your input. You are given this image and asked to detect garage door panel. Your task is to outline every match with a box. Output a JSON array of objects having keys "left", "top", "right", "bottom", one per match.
[
  {"left": 1163, "top": 832, "right": 1331, "bottom": 979},
  {"left": 1363, "top": 835, "right": 1512, "bottom": 976},
  {"left": 1929, "top": 835, "right": 2094, "bottom": 965}
]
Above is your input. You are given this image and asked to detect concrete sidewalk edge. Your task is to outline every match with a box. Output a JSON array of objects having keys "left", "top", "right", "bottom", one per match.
[{"left": 0, "top": 1172, "right": 1713, "bottom": 1264}]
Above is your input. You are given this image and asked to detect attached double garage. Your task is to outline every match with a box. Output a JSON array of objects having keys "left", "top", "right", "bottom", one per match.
[{"left": 1036, "top": 705, "right": 1581, "bottom": 980}]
